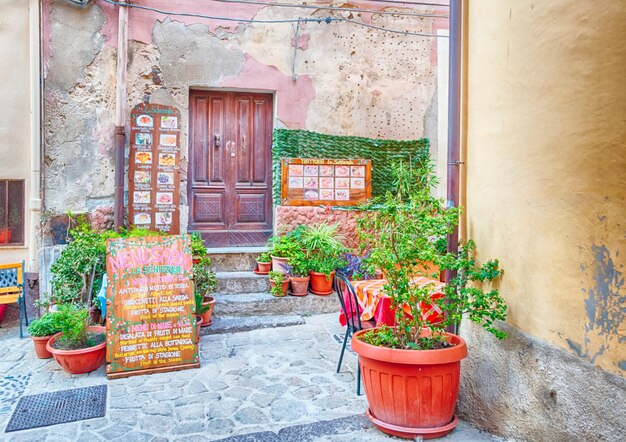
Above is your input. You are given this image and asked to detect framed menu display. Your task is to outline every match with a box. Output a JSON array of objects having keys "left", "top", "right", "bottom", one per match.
[
  {"left": 129, "top": 103, "right": 181, "bottom": 234},
  {"left": 281, "top": 158, "right": 372, "bottom": 206},
  {"left": 105, "top": 235, "right": 199, "bottom": 379}
]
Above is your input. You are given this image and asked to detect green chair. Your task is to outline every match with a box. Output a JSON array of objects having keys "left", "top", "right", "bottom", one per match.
[{"left": 0, "top": 261, "right": 29, "bottom": 338}]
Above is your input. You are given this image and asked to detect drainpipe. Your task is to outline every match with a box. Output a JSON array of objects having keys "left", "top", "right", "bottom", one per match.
[
  {"left": 29, "top": 0, "right": 42, "bottom": 273},
  {"left": 445, "top": 0, "right": 462, "bottom": 333},
  {"left": 114, "top": 1, "right": 129, "bottom": 231}
]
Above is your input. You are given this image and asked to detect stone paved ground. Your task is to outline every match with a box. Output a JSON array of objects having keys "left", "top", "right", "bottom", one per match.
[{"left": 0, "top": 309, "right": 505, "bottom": 441}]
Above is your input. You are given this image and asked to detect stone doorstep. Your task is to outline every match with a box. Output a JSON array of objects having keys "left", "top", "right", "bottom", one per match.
[
  {"left": 200, "top": 315, "right": 305, "bottom": 335},
  {"left": 210, "top": 249, "right": 267, "bottom": 272},
  {"left": 216, "top": 272, "right": 271, "bottom": 294},
  {"left": 212, "top": 292, "right": 339, "bottom": 317}
]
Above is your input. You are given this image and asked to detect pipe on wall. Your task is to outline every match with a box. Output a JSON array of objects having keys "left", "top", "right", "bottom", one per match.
[
  {"left": 29, "top": 0, "right": 42, "bottom": 273},
  {"left": 445, "top": 0, "right": 462, "bottom": 332},
  {"left": 114, "top": 2, "right": 129, "bottom": 231}
]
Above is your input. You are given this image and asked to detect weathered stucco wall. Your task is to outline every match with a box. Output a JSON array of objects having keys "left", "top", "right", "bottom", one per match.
[
  {"left": 0, "top": 0, "right": 33, "bottom": 265},
  {"left": 41, "top": 0, "right": 446, "bottom": 232},
  {"left": 462, "top": 0, "right": 626, "bottom": 438}
]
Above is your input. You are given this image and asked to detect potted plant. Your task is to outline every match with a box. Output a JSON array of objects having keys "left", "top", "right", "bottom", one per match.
[
  {"left": 255, "top": 251, "right": 272, "bottom": 274},
  {"left": 193, "top": 292, "right": 206, "bottom": 342},
  {"left": 269, "top": 225, "right": 307, "bottom": 273},
  {"left": 351, "top": 160, "right": 507, "bottom": 439},
  {"left": 27, "top": 312, "right": 62, "bottom": 359},
  {"left": 193, "top": 256, "right": 218, "bottom": 326},
  {"left": 285, "top": 253, "right": 311, "bottom": 297},
  {"left": 300, "top": 223, "right": 347, "bottom": 295},
  {"left": 268, "top": 271, "right": 289, "bottom": 297},
  {"left": 46, "top": 305, "right": 107, "bottom": 374},
  {"left": 190, "top": 232, "right": 207, "bottom": 264}
]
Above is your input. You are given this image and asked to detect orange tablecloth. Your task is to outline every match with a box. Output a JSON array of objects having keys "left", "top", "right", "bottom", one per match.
[{"left": 346, "top": 277, "right": 445, "bottom": 326}]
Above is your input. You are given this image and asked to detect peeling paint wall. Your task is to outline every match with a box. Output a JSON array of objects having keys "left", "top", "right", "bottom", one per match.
[
  {"left": 41, "top": 0, "right": 446, "bottom": 235},
  {"left": 464, "top": 0, "right": 626, "bottom": 378}
]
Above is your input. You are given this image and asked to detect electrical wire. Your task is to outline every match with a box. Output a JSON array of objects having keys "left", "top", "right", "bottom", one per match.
[
  {"left": 103, "top": 0, "right": 449, "bottom": 38},
  {"left": 204, "top": 0, "right": 449, "bottom": 19}
]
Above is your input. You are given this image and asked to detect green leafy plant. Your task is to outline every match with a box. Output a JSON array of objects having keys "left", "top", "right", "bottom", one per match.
[
  {"left": 190, "top": 232, "right": 207, "bottom": 258},
  {"left": 288, "top": 253, "right": 312, "bottom": 277},
  {"left": 194, "top": 291, "right": 210, "bottom": 315},
  {"left": 257, "top": 251, "right": 272, "bottom": 263},
  {"left": 300, "top": 223, "right": 346, "bottom": 256},
  {"left": 357, "top": 158, "right": 507, "bottom": 350},
  {"left": 308, "top": 254, "right": 347, "bottom": 278},
  {"left": 26, "top": 312, "right": 62, "bottom": 337},
  {"left": 270, "top": 234, "right": 302, "bottom": 260},
  {"left": 51, "top": 304, "right": 104, "bottom": 350},
  {"left": 193, "top": 256, "right": 218, "bottom": 299},
  {"left": 268, "top": 271, "right": 287, "bottom": 297}
]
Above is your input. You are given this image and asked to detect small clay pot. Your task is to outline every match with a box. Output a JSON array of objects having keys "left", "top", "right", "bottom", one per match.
[
  {"left": 289, "top": 276, "right": 310, "bottom": 297},
  {"left": 256, "top": 261, "right": 271, "bottom": 274},
  {"left": 270, "top": 255, "right": 290, "bottom": 273},
  {"left": 32, "top": 335, "right": 54, "bottom": 359},
  {"left": 270, "top": 279, "right": 290, "bottom": 297},
  {"left": 309, "top": 271, "right": 335, "bottom": 295},
  {"left": 200, "top": 297, "right": 215, "bottom": 326}
]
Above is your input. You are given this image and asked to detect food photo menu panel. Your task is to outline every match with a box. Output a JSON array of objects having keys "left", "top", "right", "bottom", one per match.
[
  {"left": 129, "top": 103, "right": 181, "bottom": 234},
  {"left": 281, "top": 158, "right": 372, "bottom": 206}
]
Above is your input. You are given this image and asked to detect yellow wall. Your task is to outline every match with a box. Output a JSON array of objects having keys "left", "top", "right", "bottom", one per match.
[
  {"left": 0, "top": 0, "right": 35, "bottom": 268},
  {"left": 465, "top": 0, "right": 626, "bottom": 375}
]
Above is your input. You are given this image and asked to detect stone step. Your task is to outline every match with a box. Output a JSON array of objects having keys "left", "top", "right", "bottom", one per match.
[
  {"left": 212, "top": 292, "right": 339, "bottom": 317},
  {"left": 199, "top": 315, "right": 305, "bottom": 335},
  {"left": 207, "top": 247, "right": 268, "bottom": 272},
  {"left": 215, "top": 271, "right": 270, "bottom": 294}
]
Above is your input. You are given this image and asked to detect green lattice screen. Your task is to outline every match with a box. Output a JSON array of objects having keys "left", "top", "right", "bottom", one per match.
[{"left": 272, "top": 129, "right": 430, "bottom": 204}]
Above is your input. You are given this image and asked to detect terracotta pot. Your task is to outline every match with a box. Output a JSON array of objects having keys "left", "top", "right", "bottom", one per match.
[
  {"left": 309, "top": 271, "right": 335, "bottom": 295},
  {"left": 351, "top": 328, "right": 468, "bottom": 439},
  {"left": 256, "top": 261, "right": 272, "bottom": 273},
  {"left": 46, "top": 326, "right": 107, "bottom": 374},
  {"left": 270, "top": 255, "right": 290, "bottom": 273},
  {"left": 200, "top": 296, "right": 215, "bottom": 326},
  {"left": 269, "top": 279, "right": 289, "bottom": 297},
  {"left": 193, "top": 257, "right": 201, "bottom": 265},
  {"left": 289, "top": 276, "right": 310, "bottom": 297},
  {"left": 31, "top": 335, "right": 54, "bottom": 359},
  {"left": 195, "top": 315, "right": 203, "bottom": 343}
]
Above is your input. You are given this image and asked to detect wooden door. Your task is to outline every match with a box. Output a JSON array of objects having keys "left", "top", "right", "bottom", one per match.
[{"left": 188, "top": 91, "right": 273, "bottom": 247}]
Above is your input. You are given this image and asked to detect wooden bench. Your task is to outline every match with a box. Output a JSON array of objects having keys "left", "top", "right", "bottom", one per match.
[{"left": 0, "top": 261, "right": 29, "bottom": 338}]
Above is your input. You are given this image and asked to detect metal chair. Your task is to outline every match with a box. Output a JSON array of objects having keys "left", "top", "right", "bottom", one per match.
[
  {"left": 335, "top": 272, "right": 375, "bottom": 395},
  {"left": 0, "top": 261, "right": 29, "bottom": 338}
]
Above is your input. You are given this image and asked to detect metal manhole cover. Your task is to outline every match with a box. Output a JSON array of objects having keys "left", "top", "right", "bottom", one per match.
[{"left": 5, "top": 385, "right": 107, "bottom": 432}]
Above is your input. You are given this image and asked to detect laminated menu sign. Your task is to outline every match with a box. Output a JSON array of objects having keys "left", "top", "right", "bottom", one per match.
[
  {"left": 105, "top": 235, "right": 199, "bottom": 379},
  {"left": 129, "top": 103, "right": 181, "bottom": 234},
  {"left": 281, "top": 158, "right": 372, "bottom": 206}
]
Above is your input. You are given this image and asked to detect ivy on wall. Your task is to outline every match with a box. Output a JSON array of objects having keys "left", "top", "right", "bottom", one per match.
[{"left": 272, "top": 129, "right": 430, "bottom": 204}]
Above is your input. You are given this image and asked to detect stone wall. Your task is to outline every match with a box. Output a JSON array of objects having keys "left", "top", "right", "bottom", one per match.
[{"left": 41, "top": 0, "right": 447, "bottom": 237}]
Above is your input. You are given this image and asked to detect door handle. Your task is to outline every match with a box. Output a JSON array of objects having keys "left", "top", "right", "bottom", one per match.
[{"left": 214, "top": 134, "right": 221, "bottom": 148}]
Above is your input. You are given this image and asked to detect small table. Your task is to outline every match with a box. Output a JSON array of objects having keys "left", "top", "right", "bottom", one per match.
[{"left": 345, "top": 277, "right": 445, "bottom": 327}]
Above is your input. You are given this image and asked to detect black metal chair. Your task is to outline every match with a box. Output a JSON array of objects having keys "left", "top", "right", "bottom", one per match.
[{"left": 335, "top": 272, "right": 375, "bottom": 396}]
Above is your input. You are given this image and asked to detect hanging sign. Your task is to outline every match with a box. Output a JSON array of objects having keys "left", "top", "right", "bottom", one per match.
[
  {"left": 105, "top": 235, "right": 199, "bottom": 379},
  {"left": 128, "top": 103, "right": 181, "bottom": 234},
  {"left": 281, "top": 158, "right": 372, "bottom": 206}
]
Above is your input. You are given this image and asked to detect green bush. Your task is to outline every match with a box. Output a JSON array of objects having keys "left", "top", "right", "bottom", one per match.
[
  {"left": 27, "top": 312, "right": 62, "bottom": 337},
  {"left": 51, "top": 305, "right": 104, "bottom": 350},
  {"left": 193, "top": 256, "right": 218, "bottom": 300}
]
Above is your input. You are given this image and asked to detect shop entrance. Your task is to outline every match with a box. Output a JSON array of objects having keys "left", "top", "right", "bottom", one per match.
[{"left": 188, "top": 90, "right": 273, "bottom": 247}]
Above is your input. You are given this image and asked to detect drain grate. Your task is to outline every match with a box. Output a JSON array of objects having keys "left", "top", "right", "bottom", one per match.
[{"left": 5, "top": 385, "right": 107, "bottom": 432}]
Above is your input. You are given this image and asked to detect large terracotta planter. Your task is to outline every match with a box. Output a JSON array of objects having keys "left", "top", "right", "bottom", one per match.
[
  {"left": 46, "top": 326, "right": 107, "bottom": 374},
  {"left": 270, "top": 255, "right": 289, "bottom": 273},
  {"left": 200, "top": 297, "right": 215, "bottom": 326},
  {"left": 351, "top": 328, "right": 468, "bottom": 439},
  {"left": 289, "top": 275, "right": 310, "bottom": 297},
  {"left": 31, "top": 335, "right": 54, "bottom": 359},
  {"left": 309, "top": 271, "right": 335, "bottom": 295}
]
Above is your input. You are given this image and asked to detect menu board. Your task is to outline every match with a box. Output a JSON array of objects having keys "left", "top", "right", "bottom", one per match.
[
  {"left": 105, "top": 235, "right": 199, "bottom": 379},
  {"left": 281, "top": 158, "right": 372, "bottom": 206},
  {"left": 129, "top": 103, "right": 181, "bottom": 234}
]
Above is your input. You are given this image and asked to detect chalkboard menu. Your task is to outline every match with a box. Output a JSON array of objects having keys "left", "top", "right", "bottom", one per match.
[
  {"left": 105, "top": 235, "right": 199, "bottom": 379},
  {"left": 129, "top": 103, "right": 181, "bottom": 234},
  {"left": 281, "top": 158, "right": 372, "bottom": 206}
]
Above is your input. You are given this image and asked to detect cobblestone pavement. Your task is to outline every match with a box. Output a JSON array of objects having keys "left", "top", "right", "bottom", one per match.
[{"left": 0, "top": 311, "right": 503, "bottom": 441}]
